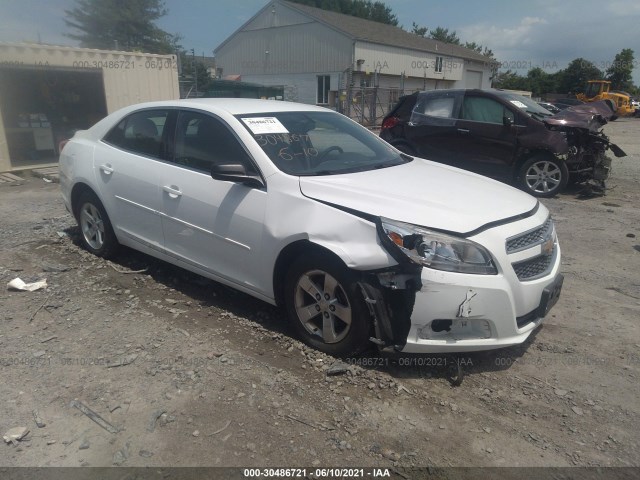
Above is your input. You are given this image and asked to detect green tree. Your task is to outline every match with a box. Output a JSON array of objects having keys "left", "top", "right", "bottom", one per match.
[
  {"left": 411, "top": 22, "right": 428, "bottom": 37},
  {"left": 492, "top": 70, "right": 530, "bottom": 91},
  {"left": 526, "top": 67, "right": 560, "bottom": 97},
  {"left": 289, "top": 0, "right": 398, "bottom": 25},
  {"left": 606, "top": 48, "right": 635, "bottom": 91},
  {"left": 557, "top": 58, "right": 602, "bottom": 94},
  {"left": 428, "top": 27, "right": 461, "bottom": 45},
  {"left": 64, "top": 0, "right": 180, "bottom": 54},
  {"left": 464, "top": 41, "right": 482, "bottom": 53}
]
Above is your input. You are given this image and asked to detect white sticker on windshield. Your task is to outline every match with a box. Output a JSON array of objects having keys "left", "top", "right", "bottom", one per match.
[
  {"left": 241, "top": 117, "right": 289, "bottom": 134},
  {"left": 509, "top": 100, "right": 528, "bottom": 109}
]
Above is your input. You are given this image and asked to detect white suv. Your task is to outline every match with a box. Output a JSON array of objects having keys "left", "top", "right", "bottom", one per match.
[{"left": 59, "top": 99, "right": 563, "bottom": 356}]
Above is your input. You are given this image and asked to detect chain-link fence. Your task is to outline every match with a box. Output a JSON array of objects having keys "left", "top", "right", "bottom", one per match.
[{"left": 336, "top": 86, "right": 404, "bottom": 127}]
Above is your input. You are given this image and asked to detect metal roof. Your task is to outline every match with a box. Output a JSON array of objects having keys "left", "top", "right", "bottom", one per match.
[{"left": 280, "top": 1, "right": 489, "bottom": 62}]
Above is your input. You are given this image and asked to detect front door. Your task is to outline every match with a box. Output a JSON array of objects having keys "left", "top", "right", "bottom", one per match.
[
  {"left": 452, "top": 94, "right": 519, "bottom": 180},
  {"left": 159, "top": 110, "right": 267, "bottom": 291}
]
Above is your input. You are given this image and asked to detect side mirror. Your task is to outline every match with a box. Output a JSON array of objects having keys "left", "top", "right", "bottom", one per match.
[
  {"left": 210, "top": 163, "right": 264, "bottom": 188},
  {"left": 503, "top": 116, "right": 514, "bottom": 127}
]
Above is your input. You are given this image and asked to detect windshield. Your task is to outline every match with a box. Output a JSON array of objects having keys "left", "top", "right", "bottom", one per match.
[
  {"left": 236, "top": 111, "right": 409, "bottom": 176},
  {"left": 495, "top": 92, "right": 554, "bottom": 119}
]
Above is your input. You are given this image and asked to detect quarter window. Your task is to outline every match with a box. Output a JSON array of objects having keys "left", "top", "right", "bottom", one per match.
[
  {"left": 104, "top": 109, "right": 169, "bottom": 158},
  {"left": 173, "top": 111, "right": 257, "bottom": 175}
]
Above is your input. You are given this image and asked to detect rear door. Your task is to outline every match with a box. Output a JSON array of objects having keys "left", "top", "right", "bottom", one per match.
[
  {"left": 158, "top": 109, "right": 267, "bottom": 290},
  {"left": 95, "top": 108, "right": 171, "bottom": 250},
  {"left": 403, "top": 90, "right": 463, "bottom": 164},
  {"left": 452, "top": 93, "right": 519, "bottom": 180}
]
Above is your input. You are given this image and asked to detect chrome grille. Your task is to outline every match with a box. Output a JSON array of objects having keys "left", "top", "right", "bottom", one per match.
[
  {"left": 506, "top": 217, "right": 553, "bottom": 253},
  {"left": 512, "top": 252, "right": 554, "bottom": 281}
]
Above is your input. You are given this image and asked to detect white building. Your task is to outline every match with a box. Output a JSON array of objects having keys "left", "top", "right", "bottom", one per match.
[{"left": 215, "top": 0, "right": 493, "bottom": 106}]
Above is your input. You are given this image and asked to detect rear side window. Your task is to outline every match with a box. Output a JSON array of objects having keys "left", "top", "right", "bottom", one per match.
[
  {"left": 417, "top": 97, "right": 455, "bottom": 117},
  {"left": 410, "top": 92, "right": 459, "bottom": 126},
  {"left": 460, "top": 96, "right": 514, "bottom": 124},
  {"left": 104, "top": 109, "right": 169, "bottom": 158}
]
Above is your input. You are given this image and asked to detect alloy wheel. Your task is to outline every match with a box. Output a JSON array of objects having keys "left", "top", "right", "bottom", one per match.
[
  {"left": 79, "top": 202, "right": 105, "bottom": 250},
  {"left": 525, "top": 160, "right": 562, "bottom": 194},
  {"left": 294, "top": 269, "right": 352, "bottom": 344}
]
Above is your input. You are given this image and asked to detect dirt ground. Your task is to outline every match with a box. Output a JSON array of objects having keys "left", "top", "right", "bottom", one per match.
[{"left": 0, "top": 118, "right": 639, "bottom": 471}]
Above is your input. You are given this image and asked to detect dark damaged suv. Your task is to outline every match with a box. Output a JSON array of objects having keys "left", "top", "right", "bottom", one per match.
[{"left": 380, "top": 89, "right": 626, "bottom": 197}]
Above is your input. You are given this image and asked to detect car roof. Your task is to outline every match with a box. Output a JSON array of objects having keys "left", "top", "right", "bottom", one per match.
[
  {"left": 415, "top": 89, "right": 523, "bottom": 97},
  {"left": 117, "top": 98, "right": 333, "bottom": 116}
]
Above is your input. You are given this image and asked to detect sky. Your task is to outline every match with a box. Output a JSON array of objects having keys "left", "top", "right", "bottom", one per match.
[{"left": 0, "top": 0, "right": 639, "bottom": 84}]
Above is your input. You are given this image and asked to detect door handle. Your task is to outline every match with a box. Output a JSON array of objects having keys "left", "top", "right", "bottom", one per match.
[
  {"left": 457, "top": 128, "right": 470, "bottom": 134},
  {"left": 100, "top": 164, "right": 114, "bottom": 175},
  {"left": 162, "top": 185, "right": 182, "bottom": 198}
]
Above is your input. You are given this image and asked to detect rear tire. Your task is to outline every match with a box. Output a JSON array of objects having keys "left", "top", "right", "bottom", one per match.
[
  {"left": 517, "top": 154, "right": 568, "bottom": 198},
  {"left": 284, "top": 252, "right": 371, "bottom": 357},
  {"left": 75, "top": 190, "right": 118, "bottom": 258}
]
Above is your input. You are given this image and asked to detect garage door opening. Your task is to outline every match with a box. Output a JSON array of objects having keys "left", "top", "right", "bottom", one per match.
[{"left": 0, "top": 66, "right": 107, "bottom": 169}]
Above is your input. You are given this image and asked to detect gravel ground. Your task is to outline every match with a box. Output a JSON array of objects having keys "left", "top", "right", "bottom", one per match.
[{"left": 0, "top": 118, "right": 639, "bottom": 470}]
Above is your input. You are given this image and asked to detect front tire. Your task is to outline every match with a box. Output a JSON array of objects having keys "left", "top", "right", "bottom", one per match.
[
  {"left": 517, "top": 154, "right": 568, "bottom": 198},
  {"left": 75, "top": 190, "right": 118, "bottom": 258},
  {"left": 284, "top": 253, "right": 371, "bottom": 356}
]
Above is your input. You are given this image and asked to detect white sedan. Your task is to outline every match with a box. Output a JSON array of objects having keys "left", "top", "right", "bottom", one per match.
[{"left": 59, "top": 99, "right": 563, "bottom": 356}]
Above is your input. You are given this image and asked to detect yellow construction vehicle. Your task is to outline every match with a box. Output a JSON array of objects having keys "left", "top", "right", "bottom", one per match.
[{"left": 576, "top": 80, "right": 635, "bottom": 117}]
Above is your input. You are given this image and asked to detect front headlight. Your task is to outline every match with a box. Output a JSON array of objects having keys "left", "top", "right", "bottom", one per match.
[{"left": 380, "top": 217, "right": 497, "bottom": 275}]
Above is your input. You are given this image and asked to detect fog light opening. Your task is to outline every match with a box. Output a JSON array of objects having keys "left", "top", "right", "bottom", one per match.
[{"left": 431, "top": 319, "right": 452, "bottom": 332}]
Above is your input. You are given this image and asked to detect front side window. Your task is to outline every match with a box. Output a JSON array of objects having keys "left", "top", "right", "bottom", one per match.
[
  {"left": 237, "top": 111, "right": 408, "bottom": 176},
  {"left": 173, "top": 110, "right": 257, "bottom": 174},
  {"left": 460, "top": 96, "right": 514, "bottom": 124},
  {"left": 317, "top": 75, "right": 330, "bottom": 104},
  {"left": 104, "top": 109, "right": 169, "bottom": 158}
]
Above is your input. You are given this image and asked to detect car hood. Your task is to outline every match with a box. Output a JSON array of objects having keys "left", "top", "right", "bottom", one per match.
[
  {"left": 544, "top": 100, "right": 615, "bottom": 130},
  {"left": 299, "top": 159, "right": 538, "bottom": 235}
]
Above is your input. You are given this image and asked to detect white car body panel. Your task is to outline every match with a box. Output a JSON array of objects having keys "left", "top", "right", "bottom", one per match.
[
  {"left": 93, "top": 141, "right": 164, "bottom": 250},
  {"left": 59, "top": 98, "right": 563, "bottom": 354},
  {"left": 299, "top": 158, "right": 537, "bottom": 234}
]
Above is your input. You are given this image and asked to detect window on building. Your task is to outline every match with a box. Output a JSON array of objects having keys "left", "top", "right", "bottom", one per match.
[
  {"left": 317, "top": 75, "right": 330, "bottom": 104},
  {"left": 435, "top": 56, "right": 444, "bottom": 73}
]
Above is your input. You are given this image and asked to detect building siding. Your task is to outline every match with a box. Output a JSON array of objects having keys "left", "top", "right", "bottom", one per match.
[
  {"left": 241, "top": 72, "right": 341, "bottom": 105},
  {"left": 214, "top": 0, "right": 492, "bottom": 107},
  {"left": 354, "top": 41, "right": 465, "bottom": 81},
  {"left": 215, "top": 4, "right": 353, "bottom": 77}
]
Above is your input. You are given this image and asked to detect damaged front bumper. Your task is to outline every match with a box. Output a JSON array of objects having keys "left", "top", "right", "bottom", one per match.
[
  {"left": 401, "top": 264, "right": 562, "bottom": 353},
  {"left": 367, "top": 208, "right": 563, "bottom": 353}
]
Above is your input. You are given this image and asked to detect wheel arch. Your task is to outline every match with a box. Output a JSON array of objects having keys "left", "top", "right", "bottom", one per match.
[
  {"left": 514, "top": 149, "right": 560, "bottom": 181},
  {"left": 272, "top": 239, "right": 351, "bottom": 307},
  {"left": 70, "top": 182, "right": 99, "bottom": 219}
]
